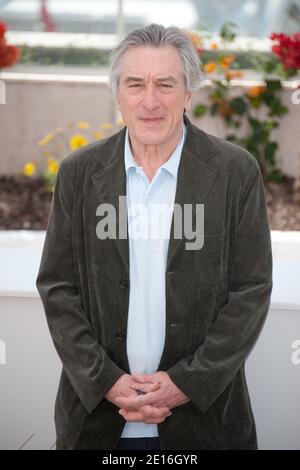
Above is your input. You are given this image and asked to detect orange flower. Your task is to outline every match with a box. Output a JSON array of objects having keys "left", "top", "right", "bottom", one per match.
[
  {"left": 246, "top": 86, "right": 266, "bottom": 98},
  {"left": 219, "top": 54, "right": 236, "bottom": 69},
  {"left": 219, "top": 102, "right": 234, "bottom": 117},
  {"left": 185, "top": 31, "right": 203, "bottom": 55},
  {"left": 203, "top": 61, "right": 217, "bottom": 74},
  {"left": 226, "top": 70, "right": 244, "bottom": 81},
  {"left": 210, "top": 41, "right": 218, "bottom": 49}
]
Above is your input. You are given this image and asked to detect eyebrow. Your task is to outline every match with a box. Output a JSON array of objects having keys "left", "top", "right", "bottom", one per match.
[{"left": 123, "top": 76, "right": 178, "bottom": 84}]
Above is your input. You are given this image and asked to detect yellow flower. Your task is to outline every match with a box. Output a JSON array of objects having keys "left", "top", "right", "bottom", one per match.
[
  {"left": 77, "top": 121, "right": 91, "bottom": 129},
  {"left": 37, "top": 133, "right": 55, "bottom": 146},
  {"left": 92, "top": 131, "right": 104, "bottom": 140},
  {"left": 203, "top": 61, "right": 217, "bottom": 73},
  {"left": 210, "top": 41, "right": 218, "bottom": 49},
  {"left": 23, "top": 162, "right": 36, "bottom": 176},
  {"left": 100, "top": 122, "right": 114, "bottom": 130},
  {"left": 116, "top": 116, "right": 125, "bottom": 126},
  {"left": 69, "top": 134, "right": 88, "bottom": 150},
  {"left": 219, "top": 55, "right": 236, "bottom": 69},
  {"left": 246, "top": 86, "right": 266, "bottom": 98},
  {"left": 47, "top": 158, "right": 59, "bottom": 175}
]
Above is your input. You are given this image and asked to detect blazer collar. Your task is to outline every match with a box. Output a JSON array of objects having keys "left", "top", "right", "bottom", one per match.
[{"left": 91, "top": 114, "right": 219, "bottom": 273}]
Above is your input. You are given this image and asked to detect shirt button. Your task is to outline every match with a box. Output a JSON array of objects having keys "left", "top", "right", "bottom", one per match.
[{"left": 119, "top": 279, "right": 129, "bottom": 290}]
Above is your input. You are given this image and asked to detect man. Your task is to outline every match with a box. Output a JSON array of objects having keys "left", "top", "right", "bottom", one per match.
[{"left": 36, "top": 23, "right": 273, "bottom": 450}]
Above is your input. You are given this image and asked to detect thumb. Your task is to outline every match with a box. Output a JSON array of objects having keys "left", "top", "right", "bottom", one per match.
[{"left": 131, "top": 373, "right": 154, "bottom": 383}]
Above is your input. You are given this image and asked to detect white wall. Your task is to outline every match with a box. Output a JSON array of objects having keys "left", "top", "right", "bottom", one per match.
[{"left": 0, "top": 73, "right": 299, "bottom": 176}]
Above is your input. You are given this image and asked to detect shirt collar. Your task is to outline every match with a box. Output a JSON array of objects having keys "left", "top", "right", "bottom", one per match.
[{"left": 124, "top": 122, "right": 187, "bottom": 178}]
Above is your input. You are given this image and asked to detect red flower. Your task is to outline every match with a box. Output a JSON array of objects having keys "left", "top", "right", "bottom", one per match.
[
  {"left": 0, "top": 21, "right": 7, "bottom": 39},
  {"left": 0, "top": 44, "right": 20, "bottom": 68},
  {"left": 270, "top": 32, "right": 300, "bottom": 70},
  {"left": 0, "top": 21, "right": 20, "bottom": 68}
]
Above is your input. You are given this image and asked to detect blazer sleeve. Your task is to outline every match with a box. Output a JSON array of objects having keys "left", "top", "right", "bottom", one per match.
[
  {"left": 36, "top": 160, "right": 125, "bottom": 414},
  {"left": 166, "top": 162, "right": 273, "bottom": 413}
]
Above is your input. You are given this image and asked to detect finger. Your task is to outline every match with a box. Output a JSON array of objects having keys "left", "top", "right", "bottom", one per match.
[
  {"left": 143, "top": 408, "right": 172, "bottom": 424},
  {"left": 116, "top": 392, "right": 157, "bottom": 410},
  {"left": 144, "top": 415, "right": 171, "bottom": 424},
  {"left": 120, "top": 406, "right": 172, "bottom": 423},
  {"left": 119, "top": 409, "right": 145, "bottom": 422},
  {"left": 131, "top": 382, "right": 160, "bottom": 394},
  {"left": 138, "top": 405, "right": 171, "bottom": 419},
  {"left": 131, "top": 373, "right": 154, "bottom": 384}
]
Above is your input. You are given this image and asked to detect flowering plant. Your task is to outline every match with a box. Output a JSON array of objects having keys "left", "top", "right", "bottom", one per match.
[
  {"left": 190, "top": 24, "right": 300, "bottom": 182},
  {"left": 270, "top": 32, "right": 300, "bottom": 74},
  {"left": 23, "top": 119, "right": 124, "bottom": 191},
  {"left": 0, "top": 22, "right": 20, "bottom": 69}
]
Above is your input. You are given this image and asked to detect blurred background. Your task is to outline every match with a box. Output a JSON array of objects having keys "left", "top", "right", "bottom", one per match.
[
  {"left": 0, "top": 0, "right": 299, "bottom": 36},
  {"left": 0, "top": 0, "right": 300, "bottom": 451}
]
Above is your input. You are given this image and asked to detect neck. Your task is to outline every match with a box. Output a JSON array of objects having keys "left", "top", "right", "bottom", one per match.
[{"left": 128, "top": 123, "right": 184, "bottom": 175}]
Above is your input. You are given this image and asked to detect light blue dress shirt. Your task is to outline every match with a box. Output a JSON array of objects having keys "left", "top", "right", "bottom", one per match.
[{"left": 121, "top": 123, "right": 187, "bottom": 438}]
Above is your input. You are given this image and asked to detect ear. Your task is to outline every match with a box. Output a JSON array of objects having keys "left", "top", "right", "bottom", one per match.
[{"left": 184, "top": 92, "right": 192, "bottom": 112}]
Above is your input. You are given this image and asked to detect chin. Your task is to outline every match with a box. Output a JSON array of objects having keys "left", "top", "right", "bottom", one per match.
[{"left": 138, "top": 133, "right": 166, "bottom": 145}]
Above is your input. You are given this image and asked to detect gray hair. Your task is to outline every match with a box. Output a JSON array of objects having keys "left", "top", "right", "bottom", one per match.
[{"left": 108, "top": 23, "right": 202, "bottom": 98}]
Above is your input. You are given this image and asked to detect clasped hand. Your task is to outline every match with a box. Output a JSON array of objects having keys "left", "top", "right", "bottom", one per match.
[{"left": 105, "top": 371, "right": 190, "bottom": 424}]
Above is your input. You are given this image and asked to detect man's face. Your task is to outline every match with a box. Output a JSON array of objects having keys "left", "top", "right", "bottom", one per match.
[{"left": 116, "top": 45, "right": 191, "bottom": 146}]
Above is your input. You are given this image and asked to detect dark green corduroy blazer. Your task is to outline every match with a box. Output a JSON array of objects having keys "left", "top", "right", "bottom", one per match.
[{"left": 36, "top": 114, "right": 273, "bottom": 450}]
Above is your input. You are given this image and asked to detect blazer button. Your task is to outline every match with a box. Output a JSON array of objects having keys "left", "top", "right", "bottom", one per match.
[
  {"left": 119, "top": 279, "right": 128, "bottom": 290},
  {"left": 115, "top": 331, "right": 124, "bottom": 342}
]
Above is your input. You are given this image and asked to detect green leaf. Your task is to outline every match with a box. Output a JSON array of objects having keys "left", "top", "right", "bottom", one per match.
[
  {"left": 193, "top": 104, "right": 207, "bottom": 117},
  {"left": 268, "top": 169, "right": 285, "bottom": 183},
  {"left": 229, "top": 97, "right": 248, "bottom": 115},
  {"left": 219, "top": 22, "right": 237, "bottom": 42},
  {"left": 265, "top": 142, "right": 278, "bottom": 164},
  {"left": 211, "top": 103, "right": 220, "bottom": 116},
  {"left": 248, "top": 97, "right": 262, "bottom": 109},
  {"left": 265, "top": 80, "right": 282, "bottom": 92}
]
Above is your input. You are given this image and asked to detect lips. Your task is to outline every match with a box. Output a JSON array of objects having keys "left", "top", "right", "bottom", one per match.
[{"left": 140, "top": 117, "right": 163, "bottom": 123}]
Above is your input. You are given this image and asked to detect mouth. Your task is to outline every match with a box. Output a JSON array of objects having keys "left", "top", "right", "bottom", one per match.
[{"left": 140, "top": 117, "right": 164, "bottom": 125}]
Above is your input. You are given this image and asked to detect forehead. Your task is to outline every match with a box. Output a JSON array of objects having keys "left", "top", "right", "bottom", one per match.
[{"left": 119, "top": 45, "right": 183, "bottom": 80}]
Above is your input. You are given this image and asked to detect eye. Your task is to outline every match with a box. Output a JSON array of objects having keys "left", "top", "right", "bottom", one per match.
[
  {"left": 159, "top": 84, "right": 172, "bottom": 88},
  {"left": 129, "top": 84, "right": 143, "bottom": 87}
]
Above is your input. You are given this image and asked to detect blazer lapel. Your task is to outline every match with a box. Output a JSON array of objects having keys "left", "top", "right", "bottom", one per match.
[
  {"left": 167, "top": 115, "right": 219, "bottom": 271},
  {"left": 91, "top": 115, "right": 219, "bottom": 274},
  {"left": 91, "top": 128, "right": 129, "bottom": 273}
]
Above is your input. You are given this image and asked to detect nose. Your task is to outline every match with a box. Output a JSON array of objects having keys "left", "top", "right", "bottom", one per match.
[{"left": 141, "top": 83, "right": 160, "bottom": 111}]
